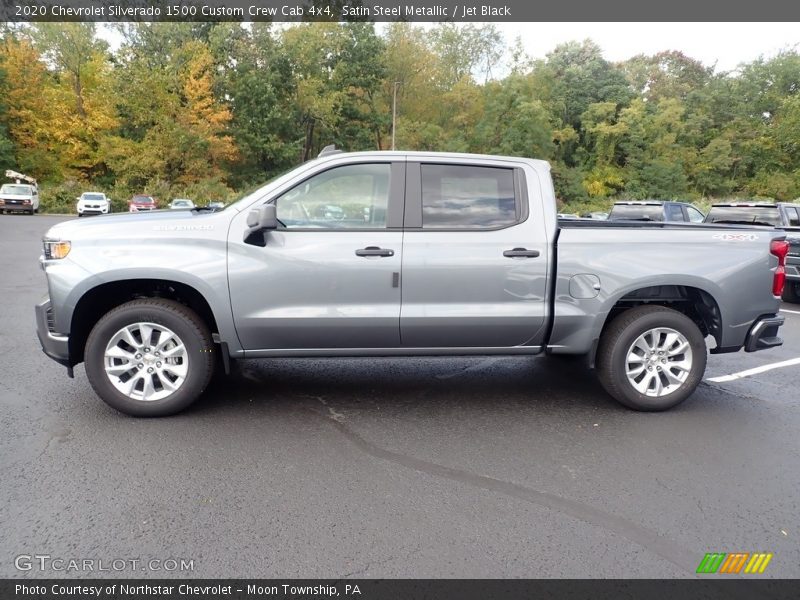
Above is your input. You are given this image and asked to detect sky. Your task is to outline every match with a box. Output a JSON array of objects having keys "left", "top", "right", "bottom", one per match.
[
  {"left": 97, "top": 22, "right": 800, "bottom": 73},
  {"left": 502, "top": 22, "right": 799, "bottom": 72}
]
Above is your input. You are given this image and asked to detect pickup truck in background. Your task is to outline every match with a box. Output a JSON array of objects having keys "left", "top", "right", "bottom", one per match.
[
  {"left": 608, "top": 200, "right": 706, "bottom": 223},
  {"left": 705, "top": 202, "right": 800, "bottom": 302},
  {"left": 35, "top": 151, "right": 787, "bottom": 416}
]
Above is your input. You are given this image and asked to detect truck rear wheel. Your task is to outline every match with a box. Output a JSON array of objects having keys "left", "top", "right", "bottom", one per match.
[
  {"left": 84, "top": 299, "right": 215, "bottom": 416},
  {"left": 596, "top": 305, "right": 707, "bottom": 411},
  {"left": 782, "top": 281, "right": 800, "bottom": 304}
]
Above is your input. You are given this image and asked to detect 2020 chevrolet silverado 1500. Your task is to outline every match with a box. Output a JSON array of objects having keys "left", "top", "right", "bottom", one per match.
[{"left": 36, "top": 151, "right": 788, "bottom": 416}]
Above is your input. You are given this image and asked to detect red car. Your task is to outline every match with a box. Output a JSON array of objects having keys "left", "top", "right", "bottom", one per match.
[{"left": 128, "top": 194, "right": 157, "bottom": 212}]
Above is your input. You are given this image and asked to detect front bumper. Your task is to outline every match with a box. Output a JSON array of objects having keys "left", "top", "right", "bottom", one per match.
[
  {"left": 1, "top": 202, "right": 33, "bottom": 212},
  {"left": 744, "top": 314, "right": 784, "bottom": 352},
  {"left": 77, "top": 205, "right": 109, "bottom": 215},
  {"left": 35, "top": 296, "right": 71, "bottom": 368}
]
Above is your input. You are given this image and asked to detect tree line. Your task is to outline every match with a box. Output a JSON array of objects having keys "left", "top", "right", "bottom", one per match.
[{"left": 1, "top": 22, "right": 799, "bottom": 213}]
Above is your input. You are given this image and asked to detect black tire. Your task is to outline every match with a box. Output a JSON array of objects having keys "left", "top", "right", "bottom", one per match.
[
  {"left": 782, "top": 281, "right": 800, "bottom": 304},
  {"left": 84, "top": 299, "right": 215, "bottom": 417},
  {"left": 596, "top": 305, "right": 707, "bottom": 411}
]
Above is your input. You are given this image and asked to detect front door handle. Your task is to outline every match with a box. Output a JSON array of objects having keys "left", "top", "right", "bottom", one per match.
[
  {"left": 503, "top": 248, "right": 540, "bottom": 258},
  {"left": 356, "top": 246, "right": 394, "bottom": 257}
]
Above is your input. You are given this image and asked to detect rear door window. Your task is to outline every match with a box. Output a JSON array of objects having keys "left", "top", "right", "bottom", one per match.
[{"left": 420, "top": 164, "right": 517, "bottom": 229}]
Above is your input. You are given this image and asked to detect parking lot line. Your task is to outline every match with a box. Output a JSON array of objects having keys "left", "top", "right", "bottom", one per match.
[
  {"left": 780, "top": 308, "right": 800, "bottom": 315},
  {"left": 706, "top": 357, "right": 800, "bottom": 383}
]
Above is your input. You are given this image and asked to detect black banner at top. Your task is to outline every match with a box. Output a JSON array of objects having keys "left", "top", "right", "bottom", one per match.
[{"left": 3, "top": 0, "right": 800, "bottom": 22}]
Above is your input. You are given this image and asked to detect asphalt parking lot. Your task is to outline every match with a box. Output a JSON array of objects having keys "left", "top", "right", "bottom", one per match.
[{"left": 1, "top": 214, "right": 798, "bottom": 579}]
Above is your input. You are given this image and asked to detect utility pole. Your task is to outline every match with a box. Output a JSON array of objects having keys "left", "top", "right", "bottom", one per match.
[{"left": 391, "top": 81, "right": 400, "bottom": 151}]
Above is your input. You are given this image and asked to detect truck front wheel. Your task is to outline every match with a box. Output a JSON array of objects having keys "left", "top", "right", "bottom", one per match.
[
  {"left": 596, "top": 305, "right": 707, "bottom": 411},
  {"left": 84, "top": 299, "right": 215, "bottom": 416}
]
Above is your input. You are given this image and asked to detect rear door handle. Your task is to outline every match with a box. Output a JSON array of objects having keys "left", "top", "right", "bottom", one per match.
[
  {"left": 503, "top": 248, "right": 540, "bottom": 258},
  {"left": 356, "top": 246, "right": 394, "bottom": 257}
]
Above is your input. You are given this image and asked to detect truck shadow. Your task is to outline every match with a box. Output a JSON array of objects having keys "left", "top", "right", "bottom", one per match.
[{"left": 190, "top": 355, "right": 626, "bottom": 417}]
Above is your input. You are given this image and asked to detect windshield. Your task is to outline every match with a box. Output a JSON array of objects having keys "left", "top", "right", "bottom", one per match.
[
  {"left": 82, "top": 193, "right": 105, "bottom": 201},
  {"left": 705, "top": 206, "right": 781, "bottom": 226},
  {"left": 133, "top": 196, "right": 154, "bottom": 204},
  {"left": 1, "top": 184, "right": 32, "bottom": 195},
  {"left": 226, "top": 162, "right": 320, "bottom": 212},
  {"left": 608, "top": 205, "right": 663, "bottom": 221}
]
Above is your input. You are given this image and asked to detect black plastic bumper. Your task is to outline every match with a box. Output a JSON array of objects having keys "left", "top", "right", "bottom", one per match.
[
  {"left": 35, "top": 297, "right": 71, "bottom": 369},
  {"left": 744, "top": 314, "right": 785, "bottom": 353}
]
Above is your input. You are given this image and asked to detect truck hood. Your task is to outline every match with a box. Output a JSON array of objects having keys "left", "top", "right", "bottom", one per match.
[
  {"left": 0, "top": 193, "right": 33, "bottom": 200},
  {"left": 45, "top": 209, "right": 226, "bottom": 241}
]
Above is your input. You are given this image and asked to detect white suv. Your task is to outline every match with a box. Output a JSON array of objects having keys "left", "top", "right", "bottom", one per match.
[{"left": 76, "top": 192, "right": 110, "bottom": 217}]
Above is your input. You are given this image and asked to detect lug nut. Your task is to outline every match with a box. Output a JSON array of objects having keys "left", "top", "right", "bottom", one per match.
[
  {"left": 144, "top": 347, "right": 150, "bottom": 352},
  {"left": 154, "top": 352, "right": 160, "bottom": 357},
  {"left": 147, "top": 367, "right": 154, "bottom": 373},
  {"left": 137, "top": 363, "right": 144, "bottom": 368},
  {"left": 156, "top": 362, "right": 162, "bottom": 367},
  {"left": 135, "top": 353, "right": 142, "bottom": 359}
]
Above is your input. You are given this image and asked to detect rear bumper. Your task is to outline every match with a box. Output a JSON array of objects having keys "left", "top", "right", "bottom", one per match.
[
  {"left": 744, "top": 314, "right": 784, "bottom": 353},
  {"left": 35, "top": 296, "right": 71, "bottom": 368}
]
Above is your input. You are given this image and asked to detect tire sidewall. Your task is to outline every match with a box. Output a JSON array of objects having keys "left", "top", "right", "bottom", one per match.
[
  {"left": 85, "top": 302, "right": 212, "bottom": 417},
  {"left": 605, "top": 309, "right": 706, "bottom": 411}
]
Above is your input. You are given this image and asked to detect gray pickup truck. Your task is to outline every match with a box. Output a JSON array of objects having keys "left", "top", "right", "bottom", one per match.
[{"left": 35, "top": 151, "right": 788, "bottom": 416}]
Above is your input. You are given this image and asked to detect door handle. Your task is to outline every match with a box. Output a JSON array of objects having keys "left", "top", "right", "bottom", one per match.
[
  {"left": 356, "top": 246, "right": 394, "bottom": 257},
  {"left": 503, "top": 248, "right": 540, "bottom": 258}
]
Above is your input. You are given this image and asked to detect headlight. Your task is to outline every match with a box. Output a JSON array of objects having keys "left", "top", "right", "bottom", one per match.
[{"left": 43, "top": 240, "right": 71, "bottom": 260}]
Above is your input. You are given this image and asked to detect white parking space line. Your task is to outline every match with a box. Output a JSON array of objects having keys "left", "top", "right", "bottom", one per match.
[
  {"left": 780, "top": 308, "right": 800, "bottom": 315},
  {"left": 706, "top": 357, "right": 800, "bottom": 383}
]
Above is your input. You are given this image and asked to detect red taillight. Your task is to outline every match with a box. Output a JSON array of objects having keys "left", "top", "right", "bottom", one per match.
[{"left": 771, "top": 239, "right": 789, "bottom": 296}]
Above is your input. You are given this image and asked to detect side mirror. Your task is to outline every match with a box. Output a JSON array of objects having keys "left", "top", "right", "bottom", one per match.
[{"left": 244, "top": 204, "right": 278, "bottom": 246}]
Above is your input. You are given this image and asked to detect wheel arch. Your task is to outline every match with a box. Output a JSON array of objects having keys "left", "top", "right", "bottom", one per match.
[
  {"left": 588, "top": 283, "right": 723, "bottom": 368},
  {"left": 68, "top": 278, "right": 222, "bottom": 367}
]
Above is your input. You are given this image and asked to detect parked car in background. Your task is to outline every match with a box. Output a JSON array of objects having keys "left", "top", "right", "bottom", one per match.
[
  {"left": 704, "top": 202, "right": 800, "bottom": 227},
  {"left": 129, "top": 195, "right": 157, "bottom": 213},
  {"left": 76, "top": 192, "right": 111, "bottom": 217},
  {"left": 0, "top": 183, "right": 39, "bottom": 215},
  {"left": 705, "top": 202, "right": 800, "bottom": 303},
  {"left": 206, "top": 201, "right": 226, "bottom": 211},
  {"left": 168, "top": 198, "right": 195, "bottom": 210},
  {"left": 608, "top": 201, "right": 705, "bottom": 223}
]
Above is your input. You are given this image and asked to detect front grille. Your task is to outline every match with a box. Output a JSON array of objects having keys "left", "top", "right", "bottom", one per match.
[{"left": 46, "top": 304, "right": 56, "bottom": 332}]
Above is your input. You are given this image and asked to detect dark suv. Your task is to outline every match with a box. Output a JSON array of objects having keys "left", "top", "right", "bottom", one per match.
[{"left": 608, "top": 201, "right": 705, "bottom": 223}]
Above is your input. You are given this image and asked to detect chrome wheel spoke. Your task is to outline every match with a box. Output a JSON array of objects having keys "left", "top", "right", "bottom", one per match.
[
  {"left": 625, "top": 327, "right": 694, "bottom": 398},
  {"left": 105, "top": 345, "right": 134, "bottom": 360},
  {"left": 104, "top": 322, "right": 189, "bottom": 402}
]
